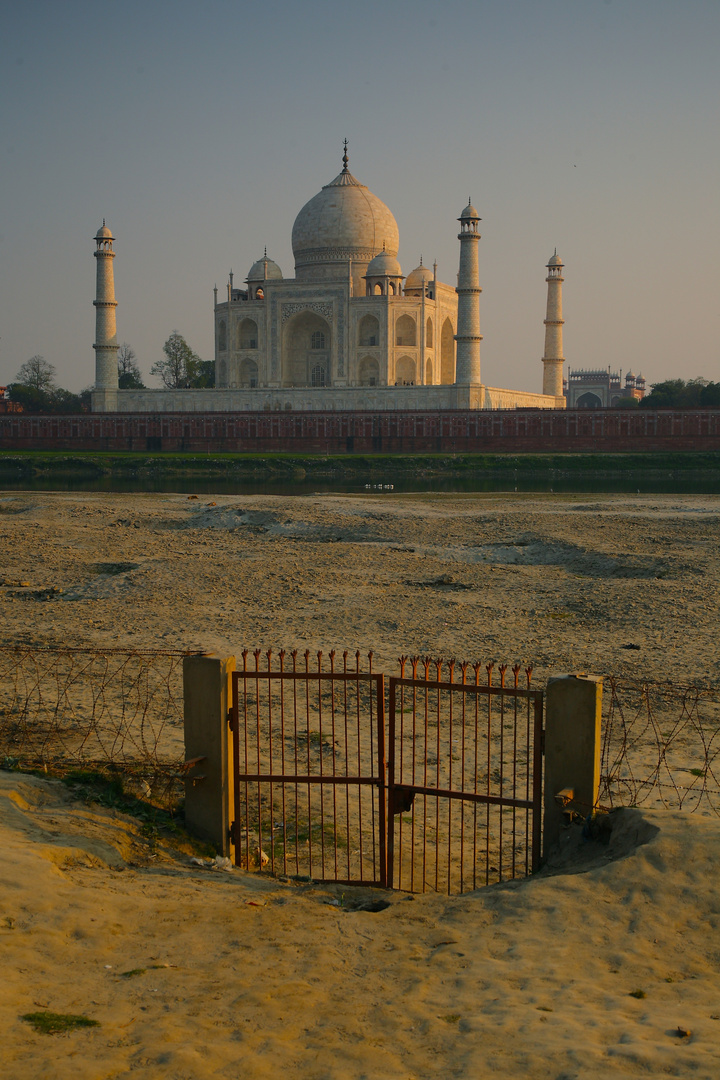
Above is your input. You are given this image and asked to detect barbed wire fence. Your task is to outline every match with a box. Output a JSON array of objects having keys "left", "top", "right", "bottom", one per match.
[
  {"left": 599, "top": 676, "right": 720, "bottom": 817},
  {"left": 2, "top": 647, "right": 719, "bottom": 819},
  {"left": 0, "top": 646, "right": 192, "bottom": 808}
]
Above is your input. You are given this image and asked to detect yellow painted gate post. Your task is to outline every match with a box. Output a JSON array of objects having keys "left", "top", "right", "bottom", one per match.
[
  {"left": 543, "top": 674, "right": 603, "bottom": 856},
  {"left": 183, "top": 653, "right": 236, "bottom": 856}
]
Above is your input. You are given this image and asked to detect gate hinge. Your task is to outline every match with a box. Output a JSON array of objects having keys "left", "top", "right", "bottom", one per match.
[
  {"left": 229, "top": 820, "right": 239, "bottom": 846},
  {"left": 227, "top": 708, "right": 235, "bottom": 731}
]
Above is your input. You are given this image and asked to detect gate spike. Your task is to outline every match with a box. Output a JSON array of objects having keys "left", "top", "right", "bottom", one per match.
[
  {"left": 460, "top": 661, "right": 469, "bottom": 684},
  {"left": 279, "top": 649, "right": 286, "bottom": 669},
  {"left": 317, "top": 650, "right": 323, "bottom": 672},
  {"left": 241, "top": 648, "right": 248, "bottom": 672},
  {"left": 499, "top": 663, "right": 507, "bottom": 688},
  {"left": 254, "top": 649, "right": 261, "bottom": 671},
  {"left": 266, "top": 647, "right": 273, "bottom": 670},
  {"left": 525, "top": 666, "right": 533, "bottom": 689}
]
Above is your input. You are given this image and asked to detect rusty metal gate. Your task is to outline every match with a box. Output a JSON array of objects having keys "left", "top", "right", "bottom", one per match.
[
  {"left": 230, "top": 650, "right": 543, "bottom": 893},
  {"left": 387, "top": 658, "right": 543, "bottom": 892},
  {"left": 230, "top": 650, "right": 387, "bottom": 886}
]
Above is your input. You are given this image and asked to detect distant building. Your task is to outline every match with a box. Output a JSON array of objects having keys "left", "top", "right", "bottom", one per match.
[
  {"left": 0, "top": 387, "right": 22, "bottom": 415},
  {"left": 565, "top": 368, "right": 646, "bottom": 408},
  {"left": 91, "top": 145, "right": 568, "bottom": 414}
]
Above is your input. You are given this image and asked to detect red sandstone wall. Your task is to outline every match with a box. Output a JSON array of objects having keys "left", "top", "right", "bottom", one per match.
[{"left": 1, "top": 409, "right": 720, "bottom": 454}]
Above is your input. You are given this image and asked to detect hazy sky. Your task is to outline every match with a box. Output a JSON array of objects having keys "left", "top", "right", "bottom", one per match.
[{"left": 1, "top": 0, "right": 718, "bottom": 393}]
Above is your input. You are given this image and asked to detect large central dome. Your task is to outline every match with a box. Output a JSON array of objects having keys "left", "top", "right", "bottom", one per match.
[{"left": 292, "top": 151, "right": 399, "bottom": 284}]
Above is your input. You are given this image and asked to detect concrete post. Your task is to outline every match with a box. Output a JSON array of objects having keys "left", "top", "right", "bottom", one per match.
[
  {"left": 183, "top": 653, "right": 236, "bottom": 856},
  {"left": 543, "top": 674, "right": 602, "bottom": 854}
]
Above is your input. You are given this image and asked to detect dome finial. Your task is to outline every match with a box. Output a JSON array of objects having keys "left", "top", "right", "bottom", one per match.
[
  {"left": 102, "top": 218, "right": 106, "bottom": 227},
  {"left": 419, "top": 255, "right": 423, "bottom": 266},
  {"left": 342, "top": 138, "right": 349, "bottom": 172},
  {"left": 264, "top": 246, "right": 267, "bottom": 258}
]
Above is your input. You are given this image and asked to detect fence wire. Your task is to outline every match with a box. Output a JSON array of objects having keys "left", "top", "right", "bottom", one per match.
[
  {"left": 0, "top": 646, "right": 189, "bottom": 805},
  {"left": 600, "top": 677, "right": 720, "bottom": 816}
]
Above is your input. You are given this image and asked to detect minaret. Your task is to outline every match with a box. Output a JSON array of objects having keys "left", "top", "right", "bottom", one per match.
[
  {"left": 454, "top": 200, "right": 482, "bottom": 386},
  {"left": 542, "top": 250, "right": 565, "bottom": 397},
  {"left": 93, "top": 221, "right": 118, "bottom": 391}
]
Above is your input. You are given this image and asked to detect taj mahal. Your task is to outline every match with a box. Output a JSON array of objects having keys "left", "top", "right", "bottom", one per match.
[{"left": 91, "top": 145, "right": 566, "bottom": 414}]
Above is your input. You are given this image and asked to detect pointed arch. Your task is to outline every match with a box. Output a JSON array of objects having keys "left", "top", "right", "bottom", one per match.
[
  {"left": 239, "top": 318, "right": 258, "bottom": 349},
  {"left": 358, "top": 355, "right": 380, "bottom": 387},
  {"left": 358, "top": 314, "right": 380, "bottom": 347},
  {"left": 441, "top": 317, "right": 455, "bottom": 383},
  {"left": 395, "top": 314, "right": 416, "bottom": 347},
  {"left": 396, "top": 355, "right": 415, "bottom": 385},
  {"left": 282, "top": 310, "right": 332, "bottom": 387}
]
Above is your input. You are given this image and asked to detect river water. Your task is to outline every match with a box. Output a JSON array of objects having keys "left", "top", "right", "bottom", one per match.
[{"left": 1, "top": 473, "right": 718, "bottom": 496}]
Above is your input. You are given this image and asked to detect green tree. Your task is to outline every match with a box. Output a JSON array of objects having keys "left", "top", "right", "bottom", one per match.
[
  {"left": 151, "top": 331, "right": 210, "bottom": 389},
  {"left": 640, "top": 378, "right": 720, "bottom": 408},
  {"left": 117, "top": 343, "right": 145, "bottom": 389},
  {"left": 15, "top": 355, "right": 56, "bottom": 393}
]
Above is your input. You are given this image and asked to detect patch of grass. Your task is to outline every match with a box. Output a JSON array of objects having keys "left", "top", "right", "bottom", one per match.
[
  {"left": 629, "top": 989, "right": 647, "bottom": 999},
  {"left": 118, "top": 968, "right": 146, "bottom": 978},
  {"left": 22, "top": 1011, "right": 99, "bottom": 1034},
  {"left": 440, "top": 1014, "right": 461, "bottom": 1024},
  {"left": 689, "top": 768, "right": 706, "bottom": 777}
]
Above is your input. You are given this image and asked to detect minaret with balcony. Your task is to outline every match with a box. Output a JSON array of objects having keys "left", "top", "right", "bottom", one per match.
[
  {"left": 93, "top": 220, "right": 118, "bottom": 408},
  {"left": 542, "top": 251, "right": 565, "bottom": 398},
  {"left": 454, "top": 200, "right": 482, "bottom": 386}
]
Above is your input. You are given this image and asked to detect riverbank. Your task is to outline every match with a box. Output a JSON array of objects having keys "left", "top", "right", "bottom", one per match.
[{"left": 1, "top": 449, "right": 719, "bottom": 490}]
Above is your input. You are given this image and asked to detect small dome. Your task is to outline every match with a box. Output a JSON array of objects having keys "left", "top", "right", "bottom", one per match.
[
  {"left": 547, "top": 251, "right": 563, "bottom": 267},
  {"left": 405, "top": 262, "right": 434, "bottom": 291},
  {"left": 366, "top": 250, "right": 402, "bottom": 278},
  {"left": 626, "top": 370, "right": 636, "bottom": 380},
  {"left": 95, "top": 222, "right": 113, "bottom": 239},
  {"left": 460, "top": 201, "right": 479, "bottom": 220},
  {"left": 246, "top": 255, "right": 283, "bottom": 282}
]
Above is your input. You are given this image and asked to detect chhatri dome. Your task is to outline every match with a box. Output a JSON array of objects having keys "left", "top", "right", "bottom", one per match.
[
  {"left": 246, "top": 251, "right": 283, "bottom": 282},
  {"left": 292, "top": 141, "right": 399, "bottom": 283},
  {"left": 405, "top": 259, "right": 434, "bottom": 292},
  {"left": 366, "top": 248, "right": 402, "bottom": 278}
]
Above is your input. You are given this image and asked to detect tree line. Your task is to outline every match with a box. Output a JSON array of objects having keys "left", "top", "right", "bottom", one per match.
[
  {"left": 638, "top": 378, "right": 720, "bottom": 408},
  {"left": 5, "top": 332, "right": 214, "bottom": 413}
]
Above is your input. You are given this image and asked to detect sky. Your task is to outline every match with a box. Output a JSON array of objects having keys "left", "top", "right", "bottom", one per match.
[{"left": 1, "top": 0, "right": 718, "bottom": 393}]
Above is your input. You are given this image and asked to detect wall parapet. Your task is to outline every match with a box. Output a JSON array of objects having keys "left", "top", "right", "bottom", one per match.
[{"left": 1, "top": 408, "right": 720, "bottom": 454}]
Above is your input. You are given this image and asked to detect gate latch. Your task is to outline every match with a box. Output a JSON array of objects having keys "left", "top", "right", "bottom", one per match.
[{"left": 391, "top": 785, "right": 416, "bottom": 815}]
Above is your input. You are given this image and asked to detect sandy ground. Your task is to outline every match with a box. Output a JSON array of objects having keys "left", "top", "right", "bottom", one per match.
[
  {"left": 0, "top": 489, "right": 719, "bottom": 683},
  {"left": 1, "top": 771, "right": 719, "bottom": 1080},
  {"left": 1, "top": 490, "right": 720, "bottom": 1077}
]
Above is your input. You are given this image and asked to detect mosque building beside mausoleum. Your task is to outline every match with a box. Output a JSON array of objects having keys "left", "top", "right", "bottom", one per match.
[{"left": 91, "top": 146, "right": 567, "bottom": 414}]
